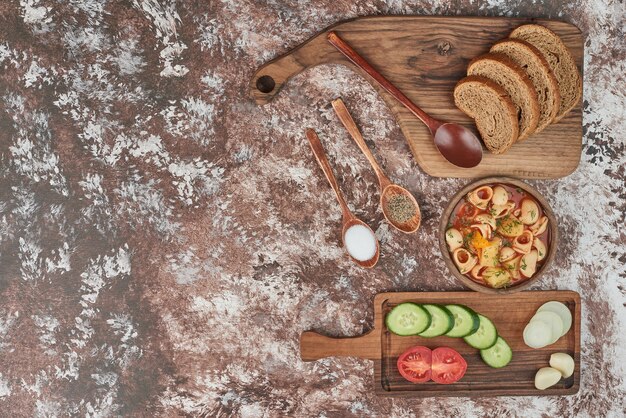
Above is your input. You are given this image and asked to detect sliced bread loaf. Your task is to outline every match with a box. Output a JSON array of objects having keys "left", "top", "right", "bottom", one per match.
[
  {"left": 467, "top": 53, "right": 540, "bottom": 142},
  {"left": 509, "top": 24, "right": 582, "bottom": 122},
  {"left": 454, "top": 75, "right": 519, "bottom": 155},
  {"left": 490, "top": 38, "right": 561, "bottom": 133}
]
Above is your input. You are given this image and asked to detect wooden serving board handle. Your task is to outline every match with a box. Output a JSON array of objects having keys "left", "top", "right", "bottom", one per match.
[
  {"left": 250, "top": 28, "right": 342, "bottom": 105},
  {"left": 300, "top": 329, "right": 381, "bottom": 361}
]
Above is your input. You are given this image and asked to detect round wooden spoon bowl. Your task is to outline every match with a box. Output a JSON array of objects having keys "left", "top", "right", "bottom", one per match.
[
  {"left": 380, "top": 184, "right": 421, "bottom": 233},
  {"left": 438, "top": 177, "right": 558, "bottom": 294},
  {"left": 342, "top": 217, "right": 380, "bottom": 268}
]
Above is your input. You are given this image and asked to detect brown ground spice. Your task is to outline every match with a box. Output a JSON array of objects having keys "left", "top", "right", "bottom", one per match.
[{"left": 386, "top": 194, "right": 416, "bottom": 223}]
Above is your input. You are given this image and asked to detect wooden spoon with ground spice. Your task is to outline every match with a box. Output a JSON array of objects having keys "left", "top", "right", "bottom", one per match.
[{"left": 331, "top": 98, "right": 421, "bottom": 234}]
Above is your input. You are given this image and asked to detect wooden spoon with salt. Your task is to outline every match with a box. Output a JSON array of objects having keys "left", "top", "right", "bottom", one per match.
[
  {"left": 305, "top": 128, "right": 380, "bottom": 268},
  {"left": 331, "top": 98, "right": 421, "bottom": 234}
]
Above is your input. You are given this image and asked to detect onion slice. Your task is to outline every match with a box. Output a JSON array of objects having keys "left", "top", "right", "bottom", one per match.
[
  {"left": 531, "top": 311, "right": 563, "bottom": 345},
  {"left": 537, "top": 301, "right": 572, "bottom": 337},
  {"left": 523, "top": 320, "right": 552, "bottom": 349}
]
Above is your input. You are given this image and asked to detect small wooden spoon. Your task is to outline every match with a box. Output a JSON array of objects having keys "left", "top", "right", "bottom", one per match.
[
  {"left": 327, "top": 31, "right": 483, "bottom": 169},
  {"left": 331, "top": 98, "right": 421, "bottom": 233},
  {"left": 305, "top": 129, "right": 380, "bottom": 268}
]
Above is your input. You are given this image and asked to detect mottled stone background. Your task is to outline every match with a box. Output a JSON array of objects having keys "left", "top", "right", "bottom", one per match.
[{"left": 0, "top": 0, "right": 624, "bottom": 416}]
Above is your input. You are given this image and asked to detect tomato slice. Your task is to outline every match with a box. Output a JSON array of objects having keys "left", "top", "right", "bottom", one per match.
[
  {"left": 431, "top": 347, "right": 467, "bottom": 384},
  {"left": 397, "top": 346, "right": 432, "bottom": 383}
]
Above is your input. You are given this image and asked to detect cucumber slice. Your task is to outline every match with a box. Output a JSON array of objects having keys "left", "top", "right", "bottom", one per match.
[
  {"left": 386, "top": 303, "right": 431, "bottom": 336},
  {"left": 444, "top": 304, "right": 480, "bottom": 338},
  {"left": 463, "top": 314, "right": 498, "bottom": 349},
  {"left": 418, "top": 304, "right": 454, "bottom": 337},
  {"left": 480, "top": 336, "right": 512, "bottom": 368}
]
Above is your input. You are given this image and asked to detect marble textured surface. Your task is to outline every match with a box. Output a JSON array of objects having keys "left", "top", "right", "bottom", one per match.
[{"left": 0, "top": 0, "right": 624, "bottom": 416}]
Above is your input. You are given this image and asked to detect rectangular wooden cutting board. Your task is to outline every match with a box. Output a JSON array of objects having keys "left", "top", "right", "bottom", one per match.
[
  {"left": 300, "top": 291, "right": 581, "bottom": 397},
  {"left": 251, "top": 16, "right": 583, "bottom": 179}
]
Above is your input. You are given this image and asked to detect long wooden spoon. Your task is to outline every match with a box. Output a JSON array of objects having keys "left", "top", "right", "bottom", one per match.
[
  {"left": 332, "top": 98, "right": 421, "bottom": 233},
  {"left": 305, "top": 129, "right": 379, "bottom": 268},
  {"left": 327, "top": 31, "right": 483, "bottom": 169}
]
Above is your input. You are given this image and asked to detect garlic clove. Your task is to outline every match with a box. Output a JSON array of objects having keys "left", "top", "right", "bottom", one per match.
[
  {"left": 534, "top": 367, "right": 562, "bottom": 390},
  {"left": 549, "top": 353, "right": 575, "bottom": 378}
]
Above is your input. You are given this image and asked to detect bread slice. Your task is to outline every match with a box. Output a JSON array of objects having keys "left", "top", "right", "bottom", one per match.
[
  {"left": 467, "top": 53, "right": 540, "bottom": 142},
  {"left": 510, "top": 24, "right": 582, "bottom": 122},
  {"left": 454, "top": 75, "right": 519, "bottom": 154},
  {"left": 490, "top": 39, "right": 561, "bottom": 133}
]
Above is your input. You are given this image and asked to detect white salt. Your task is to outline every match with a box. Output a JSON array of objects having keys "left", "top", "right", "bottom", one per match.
[{"left": 343, "top": 224, "right": 377, "bottom": 262}]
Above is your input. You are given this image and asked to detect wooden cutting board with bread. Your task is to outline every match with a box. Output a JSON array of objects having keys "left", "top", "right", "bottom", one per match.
[
  {"left": 250, "top": 16, "right": 583, "bottom": 179},
  {"left": 455, "top": 24, "right": 583, "bottom": 155}
]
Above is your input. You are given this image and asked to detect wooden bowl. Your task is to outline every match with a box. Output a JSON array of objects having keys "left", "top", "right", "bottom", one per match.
[{"left": 438, "top": 177, "right": 558, "bottom": 294}]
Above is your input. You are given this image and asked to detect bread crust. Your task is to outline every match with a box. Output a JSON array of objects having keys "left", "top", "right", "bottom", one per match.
[
  {"left": 509, "top": 24, "right": 582, "bottom": 123},
  {"left": 467, "top": 52, "right": 540, "bottom": 141},
  {"left": 490, "top": 38, "right": 561, "bottom": 132},
  {"left": 454, "top": 75, "right": 519, "bottom": 154}
]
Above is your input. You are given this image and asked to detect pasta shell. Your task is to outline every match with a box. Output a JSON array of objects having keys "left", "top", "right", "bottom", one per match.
[
  {"left": 483, "top": 267, "right": 512, "bottom": 288},
  {"left": 459, "top": 202, "right": 479, "bottom": 218},
  {"left": 492, "top": 185, "right": 508, "bottom": 206},
  {"left": 530, "top": 216, "right": 549, "bottom": 236},
  {"left": 499, "top": 246, "right": 517, "bottom": 262},
  {"left": 453, "top": 248, "right": 478, "bottom": 274},
  {"left": 533, "top": 237, "right": 547, "bottom": 261},
  {"left": 467, "top": 186, "right": 493, "bottom": 210},
  {"left": 502, "top": 254, "right": 522, "bottom": 280},
  {"left": 445, "top": 228, "right": 464, "bottom": 252},
  {"left": 519, "top": 198, "right": 541, "bottom": 225},
  {"left": 512, "top": 230, "right": 534, "bottom": 254},
  {"left": 470, "top": 265, "right": 486, "bottom": 281},
  {"left": 490, "top": 201, "right": 516, "bottom": 219},
  {"left": 520, "top": 249, "right": 539, "bottom": 278},
  {"left": 511, "top": 267, "right": 521, "bottom": 280},
  {"left": 474, "top": 213, "right": 496, "bottom": 230}
]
